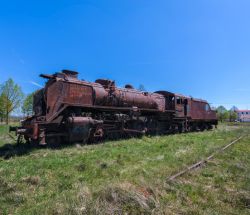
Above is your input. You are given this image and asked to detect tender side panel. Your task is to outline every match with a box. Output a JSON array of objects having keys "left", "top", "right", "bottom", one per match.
[
  {"left": 46, "top": 81, "right": 64, "bottom": 121},
  {"left": 63, "top": 82, "right": 93, "bottom": 105},
  {"left": 190, "top": 100, "right": 205, "bottom": 120},
  {"left": 46, "top": 81, "right": 93, "bottom": 121},
  {"left": 190, "top": 100, "right": 216, "bottom": 121}
]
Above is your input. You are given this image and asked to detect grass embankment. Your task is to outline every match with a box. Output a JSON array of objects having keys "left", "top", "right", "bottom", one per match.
[{"left": 0, "top": 124, "right": 249, "bottom": 214}]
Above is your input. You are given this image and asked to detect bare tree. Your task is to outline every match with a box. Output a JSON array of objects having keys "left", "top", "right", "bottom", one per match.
[{"left": 0, "top": 79, "right": 24, "bottom": 124}]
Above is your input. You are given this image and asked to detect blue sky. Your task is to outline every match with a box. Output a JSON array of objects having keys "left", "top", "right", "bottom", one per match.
[{"left": 0, "top": 0, "right": 250, "bottom": 109}]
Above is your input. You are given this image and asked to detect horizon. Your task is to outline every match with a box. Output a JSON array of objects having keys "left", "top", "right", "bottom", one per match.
[{"left": 0, "top": 0, "right": 250, "bottom": 110}]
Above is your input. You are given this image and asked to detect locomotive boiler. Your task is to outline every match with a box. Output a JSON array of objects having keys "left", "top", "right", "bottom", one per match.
[{"left": 10, "top": 70, "right": 218, "bottom": 145}]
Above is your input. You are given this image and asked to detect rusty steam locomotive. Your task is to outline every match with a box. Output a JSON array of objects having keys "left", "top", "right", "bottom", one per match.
[{"left": 10, "top": 70, "right": 217, "bottom": 145}]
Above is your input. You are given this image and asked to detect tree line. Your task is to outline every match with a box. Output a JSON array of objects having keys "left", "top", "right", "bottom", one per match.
[
  {"left": 216, "top": 105, "right": 238, "bottom": 122},
  {"left": 0, "top": 79, "right": 33, "bottom": 124}
]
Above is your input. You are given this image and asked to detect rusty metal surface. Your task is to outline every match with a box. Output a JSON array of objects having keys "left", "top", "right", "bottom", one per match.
[
  {"left": 93, "top": 79, "right": 165, "bottom": 111},
  {"left": 155, "top": 91, "right": 175, "bottom": 110},
  {"left": 46, "top": 81, "right": 93, "bottom": 121},
  {"left": 64, "top": 82, "right": 93, "bottom": 105},
  {"left": 189, "top": 99, "right": 217, "bottom": 121},
  {"left": 67, "top": 117, "right": 103, "bottom": 143},
  {"left": 46, "top": 81, "right": 64, "bottom": 121},
  {"left": 10, "top": 69, "right": 218, "bottom": 144},
  {"left": 160, "top": 92, "right": 217, "bottom": 122},
  {"left": 44, "top": 71, "right": 165, "bottom": 123}
]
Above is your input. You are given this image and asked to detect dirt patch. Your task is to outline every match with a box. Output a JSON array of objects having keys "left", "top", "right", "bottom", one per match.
[{"left": 22, "top": 176, "right": 40, "bottom": 186}]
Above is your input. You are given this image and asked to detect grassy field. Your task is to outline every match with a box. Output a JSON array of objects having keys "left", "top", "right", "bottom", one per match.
[{"left": 0, "top": 124, "right": 249, "bottom": 214}]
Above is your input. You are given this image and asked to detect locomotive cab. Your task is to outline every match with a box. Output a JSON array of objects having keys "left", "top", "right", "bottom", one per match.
[
  {"left": 175, "top": 94, "right": 190, "bottom": 118},
  {"left": 154, "top": 91, "right": 175, "bottom": 111}
]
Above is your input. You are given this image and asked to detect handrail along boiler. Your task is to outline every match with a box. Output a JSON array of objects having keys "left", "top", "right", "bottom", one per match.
[{"left": 10, "top": 70, "right": 218, "bottom": 145}]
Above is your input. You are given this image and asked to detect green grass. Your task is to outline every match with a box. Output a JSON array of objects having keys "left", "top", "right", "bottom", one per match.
[{"left": 0, "top": 123, "right": 249, "bottom": 214}]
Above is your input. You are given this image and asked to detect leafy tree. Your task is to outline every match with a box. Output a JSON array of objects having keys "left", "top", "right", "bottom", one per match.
[
  {"left": 217, "top": 105, "right": 227, "bottom": 113},
  {"left": 0, "top": 79, "right": 24, "bottom": 124},
  {"left": 223, "top": 111, "right": 229, "bottom": 122},
  {"left": 229, "top": 110, "right": 237, "bottom": 122},
  {"left": 229, "top": 106, "right": 238, "bottom": 122},
  {"left": 22, "top": 93, "right": 34, "bottom": 116},
  {"left": 0, "top": 94, "right": 4, "bottom": 123},
  {"left": 216, "top": 106, "right": 228, "bottom": 122},
  {"left": 138, "top": 84, "right": 146, "bottom": 91}
]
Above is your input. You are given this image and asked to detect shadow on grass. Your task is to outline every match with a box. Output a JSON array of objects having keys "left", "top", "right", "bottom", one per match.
[
  {"left": 0, "top": 141, "right": 76, "bottom": 159},
  {"left": 0, "top": 129, "right": 201, "bottom": 159},
  {"left": 0, "top": 134, "right": 144, "bottom": 159}
]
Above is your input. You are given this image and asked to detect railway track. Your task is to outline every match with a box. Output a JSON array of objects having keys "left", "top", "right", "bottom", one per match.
[{"left": 167, "top": 135, "right": 244, "bottom": 181}]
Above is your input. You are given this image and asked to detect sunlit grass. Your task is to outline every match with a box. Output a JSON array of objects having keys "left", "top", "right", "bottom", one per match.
[{"left": 0, "top": 123, "right": 249, "bottom": 214}]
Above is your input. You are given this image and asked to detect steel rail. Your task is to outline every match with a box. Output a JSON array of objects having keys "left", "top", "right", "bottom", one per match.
[{"left": 167, "top": 136, "right": 243, "bottom": 181}]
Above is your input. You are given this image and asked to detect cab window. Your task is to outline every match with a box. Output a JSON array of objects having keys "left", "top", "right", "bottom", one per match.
[
  {"left": 176, "top": 97, "right": 182, "bottom": 104},
  {"left": 205, "top": 104, "right": 210, "bottom": 111}
]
